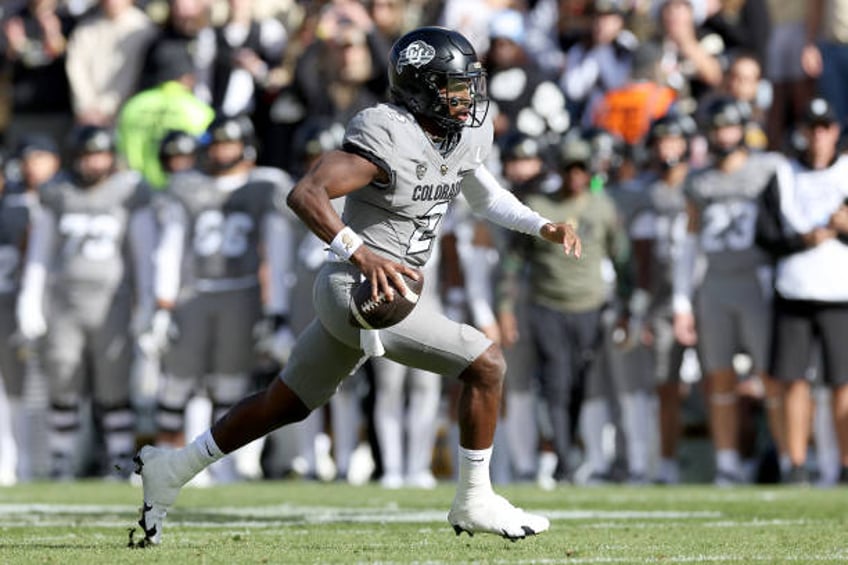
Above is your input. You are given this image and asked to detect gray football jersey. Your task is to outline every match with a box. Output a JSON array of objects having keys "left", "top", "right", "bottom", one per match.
[
  {"left": 0, "top": 192, "right": 36, "bottom": 294},
  {"left": 684, "top": 152, "right": 778, "bottom": 275},
  {"left": 41, "top": 171, "right": 151, "bottom": 294},
  {"left": 165, "top": 167, "right": 293, "bottom": 283},
  {"left": 617, "top": 174, "right": 688, "bottom": 301},
  {"left": 342, "top": 103, "right": 493, "bottom": 268}
]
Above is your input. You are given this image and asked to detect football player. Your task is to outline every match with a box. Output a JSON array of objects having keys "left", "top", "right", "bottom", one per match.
[
  {"left": 672, "top": 97, "right": 786, "bottom": 484},
  {"left": 622, "top": 113, "right": 696, "bottom": 484},
  {"left": 16, "top": 126, "right": 156, "bottom": 479},
  {"left": 135, "top": 27, "right": 580, "bottom": 545},
  {"left": 142, "top": 114, "right": 296, "bottom": 483}
]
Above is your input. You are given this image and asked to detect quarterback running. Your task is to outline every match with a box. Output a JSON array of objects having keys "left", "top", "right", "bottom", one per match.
[{"left": 134, "top": 26, "right": 581, "bottom": 545}]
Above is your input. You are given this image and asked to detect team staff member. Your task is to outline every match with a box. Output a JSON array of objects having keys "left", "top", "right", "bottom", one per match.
[
  {"left": 117, "top": 44, "right": 214, "bottom": 190},
  {"left": 757, "top": 98, "right": 848, "bottom": 484}
]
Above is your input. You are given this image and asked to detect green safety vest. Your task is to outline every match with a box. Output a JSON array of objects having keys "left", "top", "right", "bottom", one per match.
[{"left": 117, "top": 81, "right": 215, "bottom": 189}]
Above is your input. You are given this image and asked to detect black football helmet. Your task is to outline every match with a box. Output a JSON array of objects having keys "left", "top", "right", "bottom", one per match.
[
  {"left": 204, "top": 114, "right": 258, "bottom": 168},
  {"left": 159, "top": 129, "right": 200, "bottom": 159},
  {"left": 388, "top": 26, "right": 489, "bottom": 134},
  {"left": 67, "top": 125, "right": 116, "bottom": 186},
  {"left": 69, "top": 125, "right": 116, "bottom": 155},
  {"left": 647, "top": 112, "right": 697, "bottom": 168},
  {"left": 702, "top": 96, "right": 749, "bottom": 130},
  {"left": 648, "top": 113, "right": 697, "bottom": 144},
  {"left": 702, "top": 96, "right": 749, "bottom": 158}
]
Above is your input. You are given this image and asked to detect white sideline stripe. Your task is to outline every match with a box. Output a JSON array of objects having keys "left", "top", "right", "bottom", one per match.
[{"left": 0, "top": 503, "right": 720, "bottom": 523}]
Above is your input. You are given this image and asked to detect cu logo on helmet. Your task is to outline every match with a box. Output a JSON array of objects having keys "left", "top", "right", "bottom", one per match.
[{"left": 397, "top": 41, "right": 435, "bottom": 73}]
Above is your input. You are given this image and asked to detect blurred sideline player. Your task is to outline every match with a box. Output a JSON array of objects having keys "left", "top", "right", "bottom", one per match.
[
  {"left": 17, "top": 126, "right": 156, "bottom": 479},
  {"left": 0, "top": 137, "right": 63, "bottom": 483},
  {"left": 672, "top": 98, "right": 787, "bottom": 484},
  {"left": 622, "top": 113, "right": 695, "bottom": 484},
  {"left": 135, "top": 27, "right": 580, "bottom": 545},
  {"left": 141, "top": 114, "right": 296, "bottom": 484}
]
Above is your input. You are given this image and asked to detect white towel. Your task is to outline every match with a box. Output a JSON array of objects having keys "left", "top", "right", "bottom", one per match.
[{"left": 360, "top": 329, "right": 385, "bottom": 357}]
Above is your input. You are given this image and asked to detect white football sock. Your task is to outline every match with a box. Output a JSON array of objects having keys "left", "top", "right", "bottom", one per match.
[
  {"left": 621, "top": 392, "right": 653, "bottom": 478},
  {"left": 716, "top": 449, "right": 740, "bottom": 476},
  {"left": 581, "top": 398, "right": 612, "bottom": 475},
  {"left": 406, "top": 372, "right": 439, "bottom": 477},
  {"left": 171, "top": 429, "right": 225, "bottom": 484},
  {"left": 455, "top": 445, "right": 493, "bottom": 499}
]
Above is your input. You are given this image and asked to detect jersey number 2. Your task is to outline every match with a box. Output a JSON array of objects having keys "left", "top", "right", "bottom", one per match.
[{"left": 407, "top": 202, "right": 448, "bottom": 255}]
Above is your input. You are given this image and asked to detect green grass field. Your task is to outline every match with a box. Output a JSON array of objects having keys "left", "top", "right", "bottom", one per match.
[{"left": 0, "top": 480, "right": 846, "bottom": 564}]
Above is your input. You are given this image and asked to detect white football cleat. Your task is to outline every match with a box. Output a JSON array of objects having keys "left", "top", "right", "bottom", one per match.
[
  {"left": 448, "top": 492, "right": 550, "bottom": 541},
  {"left": 134, "top": 445, "right": 184, "bottom": 546}
]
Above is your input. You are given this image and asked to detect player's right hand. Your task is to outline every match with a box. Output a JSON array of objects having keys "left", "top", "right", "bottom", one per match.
[
  {"left": 350, "top": 246, "right": 421, "bottom": 304},
  {"left": 16, "top": 296, "right": 46, "bottom": 341},
  {"left": 138, "top": 309, "right": 177, "bottom": 357}
]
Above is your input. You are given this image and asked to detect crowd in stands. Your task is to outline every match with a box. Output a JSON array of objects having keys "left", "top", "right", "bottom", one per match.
[{"left": 1, "top": 0, "right": 848, "bottom": 490}]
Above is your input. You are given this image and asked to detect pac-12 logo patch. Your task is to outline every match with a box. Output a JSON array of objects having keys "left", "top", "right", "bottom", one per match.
[{"left": 396, "top": 41, "right": 436, "bottom": 73}]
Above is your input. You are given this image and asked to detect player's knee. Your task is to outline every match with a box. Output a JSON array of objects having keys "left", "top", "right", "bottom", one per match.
[{"left": 464, "top": 344, "right": 506, "bottom": 390}]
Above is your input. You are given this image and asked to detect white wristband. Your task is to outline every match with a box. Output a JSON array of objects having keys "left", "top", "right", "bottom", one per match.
[{"left": 330, "top": 226, "right": 363, "bottom": 261}]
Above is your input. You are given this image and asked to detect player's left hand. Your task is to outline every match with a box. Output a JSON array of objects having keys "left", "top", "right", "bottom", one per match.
[{"left": 539, "top": 222, "right": 582, "bottom": 258}]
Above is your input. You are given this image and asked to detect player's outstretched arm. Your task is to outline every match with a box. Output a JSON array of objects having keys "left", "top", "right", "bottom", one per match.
[
  {"left": 539, "top": 222, "right": 582, "bottom": 258},
  {"left": 286, "top": 149, "right": 419, "bottom": 302}
]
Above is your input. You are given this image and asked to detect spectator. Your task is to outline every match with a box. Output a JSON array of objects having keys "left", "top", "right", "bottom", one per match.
[
  {"left": 764, "top": 0, "right": 813, "bottom": 152},
  {"left": 367, "top": 0, "right": 410, "bottom": 45},
  {"left": 672, "top": 97, "right": 785, "bottom": 484},
  {"left": 561, "top": 0, "right": 639, "bottom": 127},
  {"left": 755, "top": 98, "right": 848, "bottom": 484},
  {"left": 801, "top": 0, "right": 848, "bottom": 126},
  {"left": 116, "top": 42, "right": 214, "bottom": 189},
  {"left": 210, "top": 0, "right": 286, "bottom": 117},
  {"left": 591, "top": 42, "right": 678, "bottom": 146},
  {"left": 0, "top": 0, "right": 76, "bottom": 148},
  {"left": 700, "top": 52, "right": 768, "bottom": 150},
  {"left": 653, "top": 0, "right": 723, "bottom": 111},
  {"left": 65, "top": 0, "right": 157, "bottom": 126},
  {"left": 700, "top": 0, "right": 771, "bottom": 65},
  {"left": 267, "top": 2, "right": 388, "bottom": 172},
  {"left": 15, "top": 125, "right": 156, "bottom": 480},
  {"left": 485, "top": 9, "right": 570, "bottom": 140},
  {"left": 140, "top": 0, "right": 215, "bottom": 102}
]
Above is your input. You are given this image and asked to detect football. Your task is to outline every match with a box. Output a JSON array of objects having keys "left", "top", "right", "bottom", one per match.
[{"left": 349, "top": 271, "right": 424, "bottom": 329}]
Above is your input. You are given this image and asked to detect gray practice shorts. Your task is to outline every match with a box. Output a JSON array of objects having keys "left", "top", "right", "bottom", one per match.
[
  {"left": 0, "top": 292, "right": 25, "bottom": 397},
  {"left": 42, "top": 290, "right": 133, "bottom": 405},
  {"left": 164, "top": 285, "right": 263, "bottom": 379},
  {"left": 695, "top": 272, "right": 771, "bottom": 375},
  {"left": 282, "top": 261, "right": 492, "bottom": 410}
]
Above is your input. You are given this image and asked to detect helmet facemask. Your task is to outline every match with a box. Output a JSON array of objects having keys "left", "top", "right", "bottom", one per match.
[{"left": 425, "top": 69, "right": 489, "bottom": 134}]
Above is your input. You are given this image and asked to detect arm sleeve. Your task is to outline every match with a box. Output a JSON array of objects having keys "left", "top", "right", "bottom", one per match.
[
  {"left": 154, "top": 199, "right": 185, "bottom": 304},
  {"left": 672, "top": 233, "right": 698, "bottom": 314},
  {"left": 755, "top": 173, "right": 807, "bottom": 258},
  {"left": 19, "top": 207, "right": 56, "bottom": 312},
  {"left": 463, "top": 165, "right": 551, "bottom": 236},
  {"left": 262, "top": 212, "right": 296, "bottom": 315}
]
